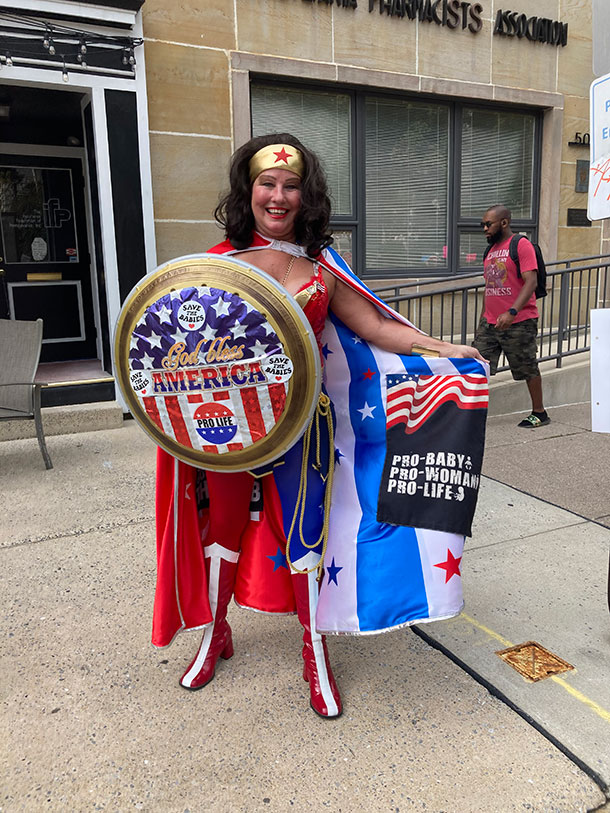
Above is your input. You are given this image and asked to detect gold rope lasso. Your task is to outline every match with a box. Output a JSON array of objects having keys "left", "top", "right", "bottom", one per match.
[{"left": 285, "top": 392, "right": 335, "bottom": 581}]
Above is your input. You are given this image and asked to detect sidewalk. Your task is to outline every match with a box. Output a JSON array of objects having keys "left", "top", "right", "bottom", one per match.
[
  {"left": 1, "top": 403, "right": 609, "bottom": 812},
  {"left": 420, "top": 402, "right": 610, "bottom": 798}
]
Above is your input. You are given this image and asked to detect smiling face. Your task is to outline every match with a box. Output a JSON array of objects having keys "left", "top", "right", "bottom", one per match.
[{"left": 251, "top": 168, "right": 302, "bottom": 242}]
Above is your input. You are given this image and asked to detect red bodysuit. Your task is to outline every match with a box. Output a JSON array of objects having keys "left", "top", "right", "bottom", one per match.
[{"left": 152, "top": 258, "right": 330, "bottom": 646}]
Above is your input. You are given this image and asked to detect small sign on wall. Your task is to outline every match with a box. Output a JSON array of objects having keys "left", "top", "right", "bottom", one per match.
[
  {"left": 566, "top": 208, "right": 591, "bottom": 226},
  {"left": 575, "top": 160, "right": 590, "bottom": 193}
]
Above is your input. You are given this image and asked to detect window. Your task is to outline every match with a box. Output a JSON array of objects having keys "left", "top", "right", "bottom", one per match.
[
  {"left": 251, "top": 84, "right": 352, "bottom": 216},
  {"left": 251, "top": 81, "right": 540, "bottom": 278},
  {"left": 457, "top": 108, "right": 536, "bottom": 269},
  {"left": 365, "top": 97, "right": 449, "bottom": 271}
]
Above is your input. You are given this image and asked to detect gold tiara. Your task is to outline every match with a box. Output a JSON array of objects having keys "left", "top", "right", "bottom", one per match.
[{"left": 248, "top": 143, "right": 304, "bottom": 183}]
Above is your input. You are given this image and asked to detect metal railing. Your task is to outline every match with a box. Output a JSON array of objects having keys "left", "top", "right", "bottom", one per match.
[{"left": 370, "top": 254, "right": 610, "bottom": 372}]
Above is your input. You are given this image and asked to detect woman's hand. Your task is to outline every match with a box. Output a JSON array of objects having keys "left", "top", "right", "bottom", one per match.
[{"left": 439, "top": 343, "right": 488, "bottom": 361}]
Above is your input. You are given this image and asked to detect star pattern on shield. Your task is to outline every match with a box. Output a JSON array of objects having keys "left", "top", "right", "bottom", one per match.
[
  {"left": 140, "top": 352, "right": 155, "bottom": 369},
  {"left": 172, "top": 327, "right": 190, "bottom": 344},
  {"left": 434, "top": 549, "right": 462, "bottom": 583},
  {"left": 231, "top": 322, "right": 249, "bottom": 339},
  {"left": 327, "top": 557, "right": 343, "bottom": 586},
  {"left": 156, "top": 304, "right": 173, "bottom": 324},
  {"left": 211, "top": 297, "right": 231, "bottom": 317},
  {"left": 267, "top": 546, "right": 289, "bottom": 571},
  {"left": 147, "top": 331, "right": 163, "bottom": 350},
  {"left": 201, "top": 323, "right": 216, "bottom": 342},
  {"left": 251, "top": 339, "right": 269, "bottom": 357}
]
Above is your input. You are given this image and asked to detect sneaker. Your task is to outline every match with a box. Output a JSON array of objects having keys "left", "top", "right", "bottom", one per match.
[{"left": 517, "top": 412, "right": 551, "bottom": 428}]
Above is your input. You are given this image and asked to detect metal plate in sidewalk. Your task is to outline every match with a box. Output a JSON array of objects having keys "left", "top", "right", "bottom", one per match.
[{"left": 496, "top": 641, "right": 574, "bottom": 682}]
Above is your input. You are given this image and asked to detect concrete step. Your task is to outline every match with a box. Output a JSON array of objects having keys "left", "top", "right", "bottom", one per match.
[
  {"left": 487, "top": 353, "right": 590, "bottom": 417},
  {"left": 0, "top": 401, "right": 124, "bottom": 442}
]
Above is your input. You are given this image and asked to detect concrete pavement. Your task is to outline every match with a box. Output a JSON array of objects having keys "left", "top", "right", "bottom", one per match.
[{"left": 1, "top": 402, "right": 609, "bottom": 812}]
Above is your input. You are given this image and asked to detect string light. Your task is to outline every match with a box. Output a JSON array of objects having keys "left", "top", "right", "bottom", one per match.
[{"left": 0, "top": 12, "right": 143, "bottom": 76}]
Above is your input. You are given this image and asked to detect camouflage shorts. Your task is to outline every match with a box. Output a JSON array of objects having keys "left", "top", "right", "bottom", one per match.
[{"left": 472, "top": 317, "right": 540, "bottom": 380}]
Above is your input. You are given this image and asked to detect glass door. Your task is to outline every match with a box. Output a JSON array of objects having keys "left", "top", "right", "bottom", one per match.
[{"left": 0, "top": 154, "right": 97, "bottom": 361}]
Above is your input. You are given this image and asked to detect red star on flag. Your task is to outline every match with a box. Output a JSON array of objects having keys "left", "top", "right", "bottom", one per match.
[
  {"left": 273, "top": 147, "right": 292, "bottom": 164},
  {"left": 363, "top": 368, "right": 376, "bottom": 380},
  {"left": 434, "top": 549, "right": 462, "bottom": 583}
]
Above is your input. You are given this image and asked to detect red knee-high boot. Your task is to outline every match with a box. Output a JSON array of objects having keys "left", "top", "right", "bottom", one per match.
[
  {"left": 292, "top": 570, "right": 342, "bottom": 718},
  {"left": 180, "top": 542, "right": 239, "bottom": 690}
]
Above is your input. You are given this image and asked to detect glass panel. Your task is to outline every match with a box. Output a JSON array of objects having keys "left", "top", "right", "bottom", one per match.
[
  {"left": 459, "top": 229, "right": 533, "bottom": 269},
  {"left": 365, "top": 97, "right": 449, "bottom": 271},
  {"left": 0, "top": 166, "right": 78, "bottom": 264},
  {"left": 460, "top": 108, "right": 535, "bottom": 219},
  {"left": 458, "top": 232, "right": 488, "bottom": 268},
  {"left": 251, "top": 84, "right": 352, "bottom": 215},
  {"left": 330, "top": 229, "right": 353, "bottom": 268}
]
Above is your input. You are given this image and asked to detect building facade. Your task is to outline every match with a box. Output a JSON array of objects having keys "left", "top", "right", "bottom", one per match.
[{"left": 0, "top": 0, "right": 606, "bottom": 402}]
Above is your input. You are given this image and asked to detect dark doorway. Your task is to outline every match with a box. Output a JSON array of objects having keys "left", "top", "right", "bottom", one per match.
[
  {"left": 0, "top": 152, "right": 97, "bottom": 361},
  {"left": 0, "top": 85, "right": 100, "bottom": 364}
]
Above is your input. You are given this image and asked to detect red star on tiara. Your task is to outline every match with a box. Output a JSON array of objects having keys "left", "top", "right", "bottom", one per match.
[{"left": 273, "top": 147, "right": 292, "bottom": 164}]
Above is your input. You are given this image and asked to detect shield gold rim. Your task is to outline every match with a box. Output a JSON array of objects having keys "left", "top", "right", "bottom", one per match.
[{"left": 113, "top": 253, "right": 322, "bottom": 472}]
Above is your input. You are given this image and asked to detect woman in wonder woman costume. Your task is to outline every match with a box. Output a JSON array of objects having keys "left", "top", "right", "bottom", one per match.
[{"left": 153, "top": 133, "right": 485, "bottom": 718}]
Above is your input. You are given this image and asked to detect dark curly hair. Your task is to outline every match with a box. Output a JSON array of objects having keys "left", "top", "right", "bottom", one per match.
[{"left": 214, "top": 133, "right": 333, "bottom": 258}]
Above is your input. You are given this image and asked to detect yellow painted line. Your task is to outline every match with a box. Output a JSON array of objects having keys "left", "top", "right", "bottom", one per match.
[
  {"left": 459, "top": 613, "right": 610, "bottom": 725},
  {"left": 461, "top": 612, "right": 514, "bottom": 648},
  {"left": 550, "top": 676, "right": 610, "bottom": 723}
]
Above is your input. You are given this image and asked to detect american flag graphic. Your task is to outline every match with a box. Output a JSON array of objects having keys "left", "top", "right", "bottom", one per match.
[
  {"left": 128, "top": 285, "right": 287, "bottom": 453},
  {"left": 386, "top": 372, "right": 489, "bottom": 434}
]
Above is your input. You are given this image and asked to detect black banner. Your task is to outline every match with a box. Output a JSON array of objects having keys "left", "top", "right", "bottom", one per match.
[{"left": 377, "top": 374, "right": 487, "bottom": 537}]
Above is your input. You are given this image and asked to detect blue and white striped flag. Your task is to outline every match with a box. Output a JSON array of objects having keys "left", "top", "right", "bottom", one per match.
[{"left": 316, "top": 311, "right": 488, "bottom": 636}]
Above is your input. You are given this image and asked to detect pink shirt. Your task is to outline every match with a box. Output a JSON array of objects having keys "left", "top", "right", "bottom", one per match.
[{"left": 483, "top": 236, "right": 539, "bottom": 324}]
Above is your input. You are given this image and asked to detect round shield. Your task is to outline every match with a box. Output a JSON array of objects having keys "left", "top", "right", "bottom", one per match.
[{"left": 113, "top": 253, "right": 322, "bottom": 472}]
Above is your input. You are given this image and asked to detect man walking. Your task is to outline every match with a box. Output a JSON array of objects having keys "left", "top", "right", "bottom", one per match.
[{"left": 473, "top": 204, "right": 549, "bottom": 428}]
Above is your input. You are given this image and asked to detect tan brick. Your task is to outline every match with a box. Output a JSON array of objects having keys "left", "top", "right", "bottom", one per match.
[
  {"left": 154, "top": 221, "right": 226, "bottom": 265},
  {"left": 492, "top": 35, "right": 558, "bottom": 92},
  {"left": 557, "top": 0, "right": 593, "bottom": 97},
  {"left": 236, "top": 0, "right": 332, "bottom": 62},
  {"left": 557, "top": 224, "right": 602, "bottom": 259},
  {"left": 145, "top": 42, "right": 230, "bottom": 136},
  {"left": 333, "top": 6, "right": 416, "bottom": 74},
  {"left": 419, "top": 16, "right": 493, "bottom": 83},
  {"left": 142, "top": 0, "right": 235, "bottom": 50},
  {"left": 559, "top": 185, "right": 590, "bottom": 221},
  {"left": 149, "top": 134, "right": 231, "bottom": 221}
]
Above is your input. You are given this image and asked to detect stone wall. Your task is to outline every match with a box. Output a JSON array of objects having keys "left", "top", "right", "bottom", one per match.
[{"left": 140, "top": 0, "right": 602, "bottom": 267}]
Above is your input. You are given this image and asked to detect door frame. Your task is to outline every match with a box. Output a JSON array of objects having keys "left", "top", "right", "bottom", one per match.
[
  {"left": 0, "top": 8, "right": 156, "bottom": 390},
  {"left": 1, "top": 145, "right": 99, "bottom": 359}
]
